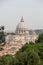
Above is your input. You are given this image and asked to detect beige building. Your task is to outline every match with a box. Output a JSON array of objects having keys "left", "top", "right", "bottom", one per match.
[
  {"left": 0, "top": 17, "right": 38, "bottom": 56},
  {"left": 6, "top": 17, "right": 38, "bottom": 44}
]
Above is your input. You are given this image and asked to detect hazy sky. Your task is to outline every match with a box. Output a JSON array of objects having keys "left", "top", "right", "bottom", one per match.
[{"left": 0, "top": 0, "right": 43, "bottom": 31}]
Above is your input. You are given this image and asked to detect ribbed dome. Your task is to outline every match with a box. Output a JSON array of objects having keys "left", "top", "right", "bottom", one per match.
[{"left": 15, "top": 17, "right": 29, "bottom": 34}]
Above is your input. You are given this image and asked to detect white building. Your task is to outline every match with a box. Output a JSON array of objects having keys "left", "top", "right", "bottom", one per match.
[
  {"left": 6, "top": 17, "right": 38, "bottom": 44},
  {"left": 0, "top": 17, "right": 38, "bottom": 56}
]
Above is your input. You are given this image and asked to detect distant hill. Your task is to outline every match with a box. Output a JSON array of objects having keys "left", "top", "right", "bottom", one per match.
[
  {"left": 29, "top": 29, "right": 43, "bottom": 35},
  {"left": 34, "top": 29, "right": 43, "bottom": 34}
]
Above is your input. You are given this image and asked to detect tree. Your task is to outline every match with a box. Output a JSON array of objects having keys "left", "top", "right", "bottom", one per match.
[
  {"left": 13, "top": 57, "right": 19, "bottom": 65},
  {"left": 38, "top": 46, "right": 43, "bottom": 59},
  {"left": 37, "top": 33, "right": 43, "bottom": 42},
  {"left": 27, "top": 51, "right": 40, "bottom": 65},
  {"left": 0, "top": 56, "right": 3, "bottom": 65},
  {"left": 0, "top": 26, "right": 5, "bottom": 44},
  {"left": 1, "top": 55, "right": 13, "bottom": 65},
  {"left": 1, "top": 26, "right": 4, "bottom": 30}
]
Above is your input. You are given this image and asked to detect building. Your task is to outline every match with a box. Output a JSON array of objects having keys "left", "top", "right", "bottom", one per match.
[
  {"left": 0, "top": 17, "right": 38, "bottom": 56},
  {"left": 6, "top": 17, "right": 38, "bottom": 44}
]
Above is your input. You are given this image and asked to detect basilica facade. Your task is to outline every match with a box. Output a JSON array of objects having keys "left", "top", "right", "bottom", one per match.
[{"left": 0, "top": 17, "right": 38, "bottom": 56}]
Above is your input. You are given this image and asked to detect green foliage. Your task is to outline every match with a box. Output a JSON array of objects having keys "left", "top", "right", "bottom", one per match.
[
  {"left": 1, "top": 26, "right": 4, "bottom": 30},
  {"left": 38, "top": 46, "right": 43, "bottom": 59},
  {"left": 0, "top": 55, "right": 14, "bottom": 65},
  {"left": 27, "top": 51, "right": 40, "bottom": 65},
  {"left": 15, "top": 52, "right": 28, "bottom": 65},
  {"left": 13, "top": 57, "right": 19, "bottom": 65},
  {"left": 0, "top": 31, "right": 5, "bottom": 44},
  {"left": 0, "top": 42, "right": 43, "bottom": 65},
  {"left": 16, "top": 42, "right": 43, "bottom": 65},
  {"left": 16, "top": 51, "right": 40, "bottom": 65},
  {"left": 0, "top": 56, "right": 3, "bottom": 65},
  {"left": 37, "top": 33, "right": 43, "bottom": 42}
]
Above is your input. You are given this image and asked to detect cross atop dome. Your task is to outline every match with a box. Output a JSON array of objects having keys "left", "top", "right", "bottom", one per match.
[{"left": 20, "top": 16, "right": 24, "bottom": 22}]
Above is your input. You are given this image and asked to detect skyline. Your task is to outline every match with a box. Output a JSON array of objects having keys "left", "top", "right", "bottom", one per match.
[{"left": 0, "top": 0, "right": 43, "bottom": 31}]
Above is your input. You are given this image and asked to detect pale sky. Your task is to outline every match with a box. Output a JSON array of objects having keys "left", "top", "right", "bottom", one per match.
[{"left": 0, "top": 0, "right": 43, "bottom": 31}]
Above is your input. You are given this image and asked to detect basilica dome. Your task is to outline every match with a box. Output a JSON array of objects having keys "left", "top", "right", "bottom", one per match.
[{"left": 15, "top": 17, "right": 29, "bottom": 34}]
